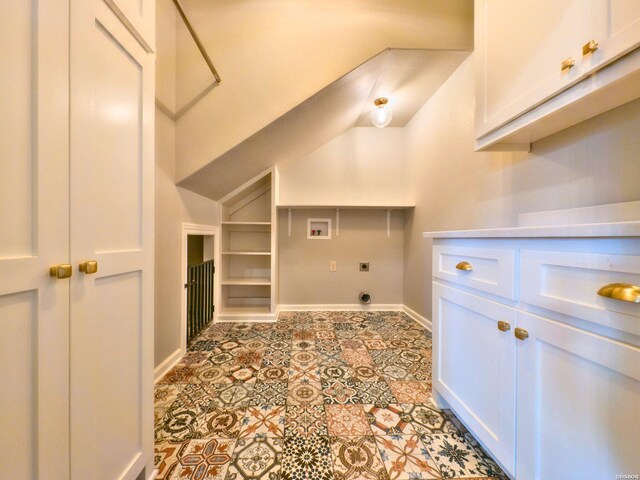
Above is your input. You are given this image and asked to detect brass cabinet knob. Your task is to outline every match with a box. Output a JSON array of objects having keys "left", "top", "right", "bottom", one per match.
[
  {"left": 455, "top": 261, "right": 473, "bottom": 271},
  {"left": 561, "top": 57, "right": 576, "bottom": 71},
  {"left": 497, "top": 321, "right": 511, "bottom": 332},
  {"left": 514, "top": 328, "right": 529, "bottom": 341},
  {"left": 79, "top": 260, "right": 98, "bottom": 275},
  {"left": 582, "top": 39, "right": 599, "bottom": 55},
  {"left": 597, "top": 283, "right": 640, "bottom": 304},
  {"left": 50, "top": 264, "right": 73, "bottom": 279}
]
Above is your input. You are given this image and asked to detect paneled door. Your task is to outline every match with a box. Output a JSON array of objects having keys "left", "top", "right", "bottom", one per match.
[
  {"left": 70, "top": 0, "right": 155, "bottom": 478},
  {"left": 516, "top": 311, "right": 640, "bottom": 480},
  {"left": 0, "top": 1, "right": 70, "bottom": 478},
  {"left": 432, "top": 283, "right": 516, "bottom": 476}
]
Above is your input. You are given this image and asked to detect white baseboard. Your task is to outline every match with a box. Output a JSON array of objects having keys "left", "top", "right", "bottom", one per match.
[
  {"left": 277, "top": 303, "right": 432, "bottom": 330},
  {"left": 154, "top": 348, "right": 182, "bottom": 384},
  {"left": 148, "top": 469, "right": 159, "bottom": 480},
  {"left": 278, "top": 304, "right": 404, "bottom": 312},
  {"left": 216, "top": 314, "right": 278, "bottom": 323},
  {"left": 401, "top": 305, "right": 432, "bottom": 331}
]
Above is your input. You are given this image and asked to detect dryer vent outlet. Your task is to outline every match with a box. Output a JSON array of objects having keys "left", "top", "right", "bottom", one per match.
[{"left": 359, "top": 292, "right": 371, "bottom": 304}]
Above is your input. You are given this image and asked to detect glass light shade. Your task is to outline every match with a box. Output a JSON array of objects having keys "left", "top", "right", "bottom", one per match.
[{"left": 371, "top": 98, "right": 392, "bottom": 128}]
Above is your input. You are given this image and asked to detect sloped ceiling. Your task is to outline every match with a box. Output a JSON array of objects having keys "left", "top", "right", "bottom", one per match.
[
  {"left": 173, "top": 0, "right": 473, "bottom": 188},
  {"left": 178, "top": 49, "right": 470, "bottom": 200}
]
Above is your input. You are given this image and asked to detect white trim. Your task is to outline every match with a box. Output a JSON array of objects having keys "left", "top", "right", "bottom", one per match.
[
  {"left": 181, "top": 223, "right": 219, "bottom": 356},
  {"left": 147, "top": 468, "right": 159, "bottom": 480},
  {"left": 228, "top": 183, "right": 271, "bottom": 216},
  {"left": 402, "top": 304, "right": 433, "bottom": 331},
  {"left": 276, "top": 304, "right": 432, "bottom": 330},
  {"left": 219, "top": 167, "right": 273, "bottom": 206},
  {"left": 278, "top": 304, "right": 404, "bottom": 312},
  {"left": 154, "top": 348, "right": 182, "bottom": 384},
  {"left": 216, "top": 315, "right": 278, "bottom": 323}
]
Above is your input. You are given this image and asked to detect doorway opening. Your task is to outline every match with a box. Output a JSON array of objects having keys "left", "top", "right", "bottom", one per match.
[{"left": 181, "top": 224, "right": 219, "bottom": 353}]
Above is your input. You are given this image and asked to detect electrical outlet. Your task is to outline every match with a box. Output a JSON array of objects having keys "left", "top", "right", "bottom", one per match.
[
  {"left": 330, "top": 261, "right": 337, "bottom": 272},
  {"left": 359, "top": 262, "right": 370, "bottom": 272}
]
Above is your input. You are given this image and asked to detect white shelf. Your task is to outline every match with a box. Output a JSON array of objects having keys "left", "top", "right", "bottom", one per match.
[
  {"left": 221, "top": 221, "right": 271, "bottom": 232},
  {"left": 219, "top": 170, "right": 275, "bottom": 322},
  {"left": 221, "top": 277, "right": 271, "bottom": 286},
  {"left": 221, "top": 251, "right": 271, "bottom": 256}
]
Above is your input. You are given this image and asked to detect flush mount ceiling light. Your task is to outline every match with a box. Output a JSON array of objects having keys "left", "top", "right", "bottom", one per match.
[{"left": 371, "top": 97, "right": 392, "bottom": 128}]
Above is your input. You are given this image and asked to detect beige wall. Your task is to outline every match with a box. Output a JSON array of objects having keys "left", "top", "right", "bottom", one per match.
[
  {"left": 278, "top": 127, "right": 408, "bottom": 207},
  {"left": 155, "top": 0, "right": 219, "bottom": 368},
  {"left": 174, "top": 0, "right": 473, "bottom": 182},
  {"left": 278, "top": 209, "right": 404, "bottom": 305},
  {"left": 403, "top": 56, "right": 640, "bottom": 319}
]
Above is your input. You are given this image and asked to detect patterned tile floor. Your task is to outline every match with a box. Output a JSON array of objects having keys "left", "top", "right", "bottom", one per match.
[{"left": 154, "top": 311, "right": 508, "bottom": 480}]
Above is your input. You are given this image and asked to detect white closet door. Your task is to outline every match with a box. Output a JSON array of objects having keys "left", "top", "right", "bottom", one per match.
[
  {"left": 69, "top": 0, "right": 155, "bottom": 478},
  {"left": 0, "top": 1, "right": 70, "bottom": 478}
]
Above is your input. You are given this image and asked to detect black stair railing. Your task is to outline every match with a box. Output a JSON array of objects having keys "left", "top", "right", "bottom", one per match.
[{"left": 185, "top": 260, "right": 215, "bottom": 342}]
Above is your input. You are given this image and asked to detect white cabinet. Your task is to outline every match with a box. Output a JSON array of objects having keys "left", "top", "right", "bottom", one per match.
[
  {"left": 0, "top": 0, "right": 155, "bottom": 478},
  {"left": 431, "top": 237, "right": 640, "bottom": 479},
  {"left": 516, "top": 311, "right": 640, "bottom": 480},
  {"left": 432, "top": 283, "right": 516, "bottom": 474},
  {"left": 475, "top": 0, "right": 640, "bottom": 150}
]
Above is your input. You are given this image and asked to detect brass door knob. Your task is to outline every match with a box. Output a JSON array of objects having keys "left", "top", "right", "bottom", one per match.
[
  {"left": 561, "top": 57, "right": 576, "bottom": 71},
  {"left": 514, "top": 328, "right": 529, "bottom": 341},
  {"left": 50, "top": 264, "right": 73, "bottom": 279},
  {"left": 597, "top": 283, "right": 640, "bottom": 303},
  {"left": 582, "top": 39, "right": 599, "bottom": 55},
  {"left": 79, "top": 260, "right": 98, "bottom": 275},
  {"left": 498, "top": 321, "right": 511, "bottom": 332},
  {"left": 455, "top": 261, "right": 473, "bottom": 271}
]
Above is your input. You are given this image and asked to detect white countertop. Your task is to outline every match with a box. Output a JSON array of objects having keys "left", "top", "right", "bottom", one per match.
[{"left": 423, "top": 221, "right": 640, "bottom": 239}]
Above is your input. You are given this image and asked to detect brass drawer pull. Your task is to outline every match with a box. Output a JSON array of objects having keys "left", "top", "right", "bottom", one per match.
[
  {"left": 79, "top": 260, "right": 98, "bottom": 275},
  {"left": 50, "top": 264, "right": 73, "bottom": 279},
  {"left": 498, "top": 321, "right": 511, "bottom": 332},
  {"left": 455, "top": 261, "right": 473, "bottom": 271},
  {"left": 582, "top": 39, "right": 599, "bottom": 56},
  {"left": 597, "top": 283, "right": 640, "bottom": 304},
  {"left": 515, "top": 328, "right": 529, "bottom": 341},
  {"left": 561, "top": 57, "right": 575, "bottom": 71}
]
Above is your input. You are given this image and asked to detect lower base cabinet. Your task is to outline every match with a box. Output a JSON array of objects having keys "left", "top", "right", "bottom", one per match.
[{"left": 432, "top": 238, "right": 640, "bottom": 479}]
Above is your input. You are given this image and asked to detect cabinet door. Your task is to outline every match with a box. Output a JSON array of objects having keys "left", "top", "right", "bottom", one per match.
[
  {"left": 432, "top": 283, "right": 516, "bottom": 475},
  {"left": 475, "top": 0, "right": 586, "bottom": 137},
  {"left": 70, "top": 0, "right": 155, "bottom": 478},
  {"left": 516, "top": 312, "right": 640, "bottom": 480},
  {"left": 582, "top": 0, "right": 640, "bottom": 76},
  {"left": 0, "top": 1, "right": 70, "bottom": 478}
]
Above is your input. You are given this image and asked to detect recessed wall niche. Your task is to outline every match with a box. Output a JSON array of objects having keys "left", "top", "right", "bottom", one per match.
[{"left": 307, "top": 218, "right": 331, "bottom": 240}]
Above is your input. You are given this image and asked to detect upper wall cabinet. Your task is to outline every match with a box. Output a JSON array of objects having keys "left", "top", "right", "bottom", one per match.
[
  {"left": 475, "top": 0, "right": 640, "bottom": 150},
  {"left": 103, "top": 0, "right": 155, "bottom": 50}
]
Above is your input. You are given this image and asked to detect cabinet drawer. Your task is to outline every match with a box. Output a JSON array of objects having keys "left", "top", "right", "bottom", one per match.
[
  {"left": 521, "top": 250, "right": 640, "bottom": 336},
  {"left": 433, "top": 245, "right": 516, "bottom": 300}
]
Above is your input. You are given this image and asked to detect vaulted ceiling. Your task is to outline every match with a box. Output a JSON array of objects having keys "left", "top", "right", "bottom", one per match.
[{"left": 172, "top": 0, "right": 473, "bottom": 200}]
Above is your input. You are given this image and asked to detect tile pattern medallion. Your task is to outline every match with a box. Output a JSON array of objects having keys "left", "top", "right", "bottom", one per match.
[{"left": 155, "top": 311, "right": 508, "bottom": 479}]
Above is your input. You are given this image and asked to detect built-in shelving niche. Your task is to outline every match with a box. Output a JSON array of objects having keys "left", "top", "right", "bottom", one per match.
[{"left": 218, "top": 171, "right": 276, "bottom": 321}]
